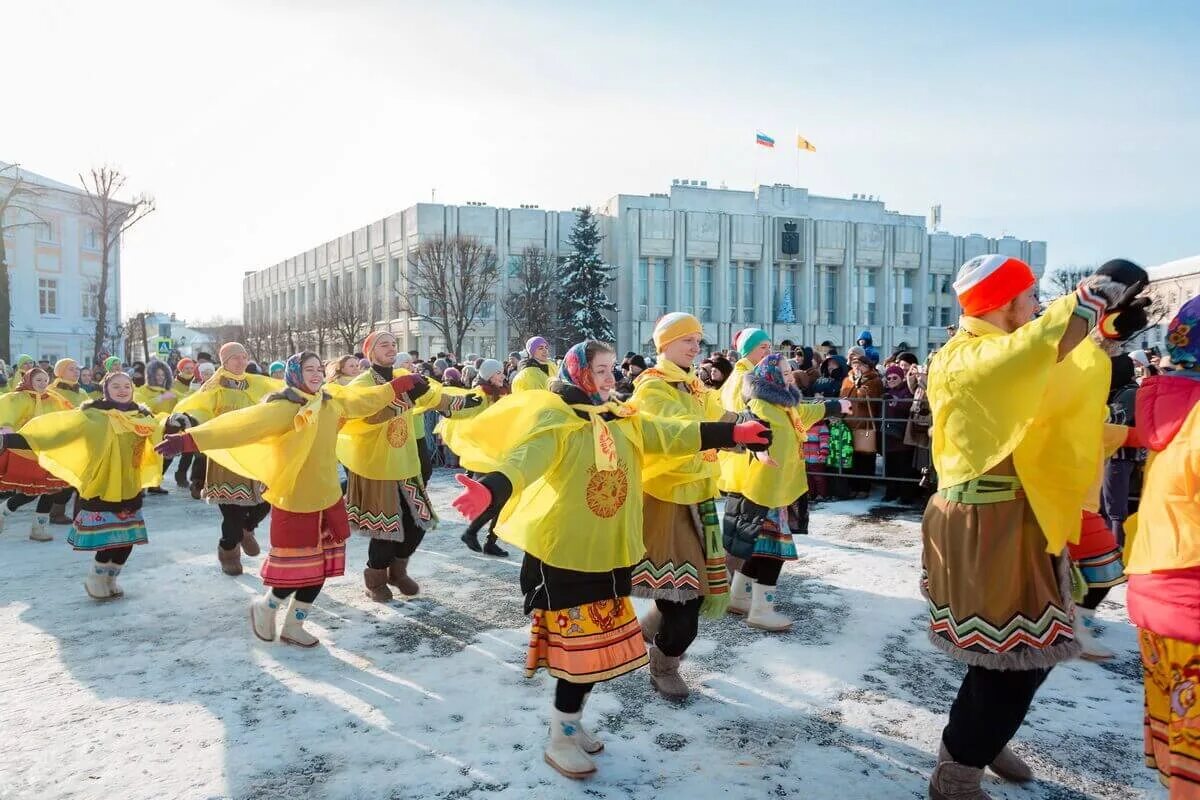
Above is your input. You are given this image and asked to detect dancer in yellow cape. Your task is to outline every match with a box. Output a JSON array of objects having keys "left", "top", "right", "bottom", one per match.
[
  {"left": 335, "top": 331, "right": 481, "bottom": 603},
  {"left": 625, "top": 313, "right": 745, "bottom": 700},
  {"left": 135, "top": 359, "right": 182, "bottom": 496},
  {"left": 719, "top": 327, "right": 772, "bottom": 413},
  {"left": 447, "top": 339, "right": 772, "bottom": 781},
  {"left": 0, "top": 367, "right": 74, "bottom": 541},
  {"left": 49, "top": 358, "right": 88, "bottom": 408},
  {"left": 923, "top": 256, "right": 1150, "bottom": 799},
  {"left": 0, "top": 371, "right": 165, "bottom": 599},
  {"left": 510, "top": 335, "right": 555, "bottom": 393},
  {"left": 722, "top": 352, "right": 849, "bottom": 632},
  {"left": 172, "top": 342, "right": 281, "bottom": 575},
  {"left": 166, "top": 358, "right": 199, "bottom": 490},
  {"left": 158, "top": 352, "right": 425, "bottom": 647}
]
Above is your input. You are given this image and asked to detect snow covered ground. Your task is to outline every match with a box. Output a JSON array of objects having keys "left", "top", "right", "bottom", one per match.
[{"left": 0, "top": 473, "right": 1159, "bottom": 800}]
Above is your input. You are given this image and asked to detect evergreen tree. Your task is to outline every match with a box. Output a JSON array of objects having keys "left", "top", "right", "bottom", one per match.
[
  {"left": 555, "top": 206, "right": 617, "bottom": 347},
  {"left": 776, "top": 288, "right": 796, "bottom": 324}
]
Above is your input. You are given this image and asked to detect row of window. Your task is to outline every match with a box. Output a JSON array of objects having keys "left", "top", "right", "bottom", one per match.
[
  {"left": 36, "top": 278, "right": 100, "bottom": 318},
  {"left": 2, "top": 212, "right": 103, "bottom": 249}
]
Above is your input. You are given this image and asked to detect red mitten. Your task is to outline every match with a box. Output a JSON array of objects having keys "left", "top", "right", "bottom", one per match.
[
  {"left": 155, "top": 432, "right": 197, "bottom": 459},
  {"left": 452, "top": 473, "right": 492, "bottom": 521},
  {"left": 733, "top": 419, "right": 772, "bottom": 451},
  {"left": 390, "top": 374, "right": 429, "bottom": 399}
]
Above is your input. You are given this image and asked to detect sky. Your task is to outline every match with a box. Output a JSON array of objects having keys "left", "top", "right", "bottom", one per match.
[{"left": 5, "top": 0, "right": 1198, "bottom": 321}]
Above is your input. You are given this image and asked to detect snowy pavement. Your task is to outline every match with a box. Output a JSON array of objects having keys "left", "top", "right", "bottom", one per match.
[{"left": 0, "top": 473, "right": 1159, "bottom": 800}]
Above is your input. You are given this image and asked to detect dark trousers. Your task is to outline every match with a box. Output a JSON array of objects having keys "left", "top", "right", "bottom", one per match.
[
  {"left": 1100, "top": 459, "right": 1134, "bottom": 546},
  {"left": 173, "top": 452, "right": 195, "bottom": 480},
  {"left": 882, "top": 446, "right": 918, "bottom": 501},
  {"left": 272, "top": 583, "right": 323, "bottom": 604},
  {"left": 416, "top": 437, "right": 433, "bottom": 485},
  {"left": 740, "top": 555, "right": 783, "bottom": 586},
  {"left": 1080, "top": 586, "right": 1111, "bottom": 611},
  {"left": 654, "top": 597, "right": 703, "bottom": 658},
  {"left": 218, "top": 502, "right": 271, "bottom": 550},
  {"left": 554, "top": 678, "right": 594, "bottom": 713},
  {"left": 7, "top": 488, "right": 71, "bottom": 513},
  {"left": 95, "top": 545, "right": 133, "bottom": 565},
  {"left": 849, "top": 451, "right": 876, "bottom": 493},
  {"left": 189, "top": 453, "right": 207, "bottom": 484},
  {"left": 365, "top": 492, "right": 426, "bottom": 568},
  {"left": 943, "top": 666, "right": 1050, "bottom": 767}
]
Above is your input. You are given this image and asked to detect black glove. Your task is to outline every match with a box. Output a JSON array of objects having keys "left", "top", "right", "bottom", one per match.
[
  {"left": 1095, "top": 259, "right": 1152, "bottom": 340},
  {"left": 461, "top": 393, "right": 484, "bottom": 409}
]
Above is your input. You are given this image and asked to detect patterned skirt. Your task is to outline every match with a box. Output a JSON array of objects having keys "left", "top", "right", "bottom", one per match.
[
  {"left": 346, "top": 474, "right": 437, "bottom": 541},
  {"left": 67, "top": 508, "right": 148, "bottom": 551},
  {"left": 202, "top": 461, "right": 263, "bottom": 506},
  {"left": 1068, "top": 510, "right": 1127, "bottom": 589},
  {"left": 0, "top": 448, "right": 69, "bottom": 496},
  {"left": 525, "top": 597, "right": 648, "bottom": 684},
  {"left": 753, "top": 505, "right": 800, "bottom": 561},
  {"left": 1140, "top": 628, "right": 1200, "bottom": 798},
  {"left": 632, "top": 495, "right": 710, "bottom": 602},
  {"left": 260, "top": 500, "right": 350, "bottom": 589}
]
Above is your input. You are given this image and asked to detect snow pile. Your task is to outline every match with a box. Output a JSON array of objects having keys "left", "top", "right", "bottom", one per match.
[{"left": 0, "top": 477, "right": 1157, "bottom": 799}]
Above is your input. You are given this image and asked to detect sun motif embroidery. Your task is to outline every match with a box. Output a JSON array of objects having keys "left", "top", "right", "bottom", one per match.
[
  {"left": 701, "top": 449, "right": 719, "bottom": 463},
  {"left": 386, "top": 416, "right": 409, "bottom": 448},
  {"left": 584, "top": 460, "right": 629, "bottom": 519},
  {"left": 131, "top": 438, "right": 146, "bottom": 464},
  {"left": 1168, "top": 322, "right": 1191, "bottom": 350}
]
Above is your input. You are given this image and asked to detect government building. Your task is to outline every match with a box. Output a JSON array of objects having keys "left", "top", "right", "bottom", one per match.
[{"left": 242, "top": 181, "right": 1046, "bottom": 358}]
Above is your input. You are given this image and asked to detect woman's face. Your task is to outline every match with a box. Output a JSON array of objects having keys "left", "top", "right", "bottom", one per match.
[
  {"left": 61, "top": 363, "right": 80, "bottom": 383},
  {"left": 31, "top": 371, "right": 50, "bottom": 392},
  {"left": 534, "top": 344, "right": 551, "bottom": 363},
  {"left": 487, "top": 373, "right": 505, "bottom": 388},
  {"left": 301, "top": 357, "right": 324, "bottom": 393},
  {"left": 663, "top": 333, "right": 702, "bottom": 370},
  {"left": 80, "top": 367, "right": 93, "bottom": 384},
  {"left": 589, "top": 351, "right": 617, "bottom": 399},
  {"left": 749, "top": 341, "right": 772, "bottom": 365},
  {"left": 885, "top": 373, "right": 904, "bottom": 389},
  {"left": 106, "top": 374, "right": 134, "bottom": 403},
  {"left": 782, "top": 366, "right": 797, "bottom": 388},
  {"left": 223, "top": 352, "right": 249, "bottom": 375},
  {"left": 342, "top": 357, "right": 361, "bottom": 377}
]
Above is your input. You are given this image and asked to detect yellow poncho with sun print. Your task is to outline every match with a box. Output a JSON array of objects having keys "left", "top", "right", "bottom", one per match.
[
  {"left": 334, "top": 368, "right": 447, "bottom": 482},
  {"left": 441, "top": 389, "right": 701, "bottom": 573}
]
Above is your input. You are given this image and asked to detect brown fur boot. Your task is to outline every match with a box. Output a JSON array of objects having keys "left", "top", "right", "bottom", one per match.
[
  {"left": 388, "top": 557, "right": 419, "bottom": 596},
  {"left": 364, "top": 567, "right": 394, "bottom": 603},
  {"left": 218, "top": 544, "right": 243, "bottom": 576}
]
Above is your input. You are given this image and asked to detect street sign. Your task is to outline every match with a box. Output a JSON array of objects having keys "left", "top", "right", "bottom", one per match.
[{"left": 156, "top": 338, "right": 172, "bottom": 355}]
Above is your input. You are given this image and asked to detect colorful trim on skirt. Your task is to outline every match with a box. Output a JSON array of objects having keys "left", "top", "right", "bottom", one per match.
[
  {"left": 525, "top": 597, "right": 648, "bottom": 683},
  {"left": 202, "top": 461, "right": 262, "bottom": 506},
  {"left": 67, "top": 508, "right": 148, "bottom": 551},
  {"left": 260, "top": 502, "right": 350, "bottom": 588},
  {"left": 752, "top": 506, "right": 798, "bottom": 561},
  {"left": 1069, "top": 510, "right": 1126, "bottom": 589},
  {"left": 1139, "top": 628, "right": 1200, "bottom": 797}
]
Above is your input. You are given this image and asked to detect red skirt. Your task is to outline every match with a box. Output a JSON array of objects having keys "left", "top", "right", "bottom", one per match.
[
  {"left": 259, "top": 500, "right": 350, "bottom": 589},
  {"left": 0, "top": 449, "right": 69, "bottom": 495}
]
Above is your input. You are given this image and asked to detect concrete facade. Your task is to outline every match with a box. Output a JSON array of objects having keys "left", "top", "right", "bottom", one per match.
[
  {"left": 1145, "top": 255, "right": 1200, "bottom": 351},
  {"left": 243, "top": 182, "right": 1047, "bottom": 358},
  {"left": 1, "top": 162, "right": 124, "bottom": 366}
]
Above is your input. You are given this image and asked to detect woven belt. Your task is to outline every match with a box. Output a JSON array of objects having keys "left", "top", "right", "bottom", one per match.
[{"left": 939, "top": 475, "right": 1023, "bottom": 505}]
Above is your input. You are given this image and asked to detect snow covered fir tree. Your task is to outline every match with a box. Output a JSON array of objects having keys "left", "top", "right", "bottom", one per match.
[
  {"left": 776, "top": 288, "right": 796, "bottom": 324},
  {"left": 555, "top": 206, "right": 617, "bottom": 347}
]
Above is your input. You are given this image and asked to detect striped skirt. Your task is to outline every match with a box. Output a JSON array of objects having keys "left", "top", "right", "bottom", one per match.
[
  {"left": 525, "top": 597, "right": 648, "bottom": 684},
  {"left": 1068, "top": 510, "right": 1126, "bottom": 589},
  {"left": 0, "top": 448, "right": 69, "bottom": 496},
  {"left": 1140, "top": 628, "right": 1200, "bottom": 798},
  {"left": 752, "top": 506, "right": 799, "bottom": 561},
  {"left": 259, "top": 501, "right": 350, "bottom": 589},
  {"left": 67, "top": 508, "right": 148, "bottom": 551}
]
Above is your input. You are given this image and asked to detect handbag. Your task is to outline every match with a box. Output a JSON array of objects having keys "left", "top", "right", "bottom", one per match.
[
  {"left": 852, "top": 427, "right": 875, "bottom": 454},
  {"left": 904, "top": 412, "right": 931, "bottom": 447}
]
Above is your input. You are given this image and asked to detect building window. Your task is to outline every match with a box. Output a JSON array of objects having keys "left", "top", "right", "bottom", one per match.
[
  {"left": 36, "top": 221, "right": 57, "bottom": 243},
  {"left": 81, "top": 285, "right": 99, "bottom": 319},
  {"left": 743, "top": 263, "right": 756, "bottom": 323},
  {"left": 38, "top": 278, "right": 58, "bottom": 315},
  {"left": 728, "top": 263, "right": 740, "bottom": 322},
  {"left": 900, "top": 270, "right": 913, "bottom": 326},
  {"left": 940, "top": 307, "right": 952, "bottom": 327},
  {"left": 864, "top": 268, "right": 877, "bottom": 326},
  {"left": 83, "top": 227, "right": 100, "bottom": 250},
  {"left": 637, "top": 257, "right": 649, "bottom": 318},
  {"left": 824, "top": 267, "right": 838, "bottom": 325},
  {"left": 698, "top": 261, "right": 713, "bottom": 322},
  {"left": 683, "top": 261, "right": 695, "bottom": 312},
  {"left": 654, "top": 257, "right": 669, "bottom": 314}
]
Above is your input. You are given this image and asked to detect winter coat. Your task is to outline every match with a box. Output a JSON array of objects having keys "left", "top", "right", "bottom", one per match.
[
  {"left": 840, "top": 368, "right": 884, "bottom": 433},
  {"left": 883, "top": 386, "right": 914, "bottom": 445},
  {"left": 811, "top": 356, "right": 847, "bottom": 398}
]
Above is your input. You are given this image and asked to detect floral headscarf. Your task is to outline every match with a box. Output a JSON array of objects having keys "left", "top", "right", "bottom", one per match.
[
  {"left": 745, "top": 352, "right": 801, "bottom": 407},
  {"left": 18, "top": 366, "right": 47, "bottom": 392},
  {"left": 558, "top": 341, "right": 604, "bottom": 404},
  {"left": 1166, "top": 295, "right": 1200, "bottom": 368},
  {"left": 146, "top": 359, "right": 173, "bottom": 390},
  {"left": 286, "top": 352, "right": 320, "bottom": 394}
]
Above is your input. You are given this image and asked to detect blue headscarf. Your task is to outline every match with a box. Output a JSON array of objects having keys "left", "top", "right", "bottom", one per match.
[
  {"left": 285, "top": 352, "right": 320, "bottom": 394},
  {"left": 1167, "top": 295, "right": 1200, "bottom": 368}
]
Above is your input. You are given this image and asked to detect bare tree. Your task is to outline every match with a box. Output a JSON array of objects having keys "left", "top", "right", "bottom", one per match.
[
  {"left": 1042, "top": 266, "right": 1092, "bottom": 300},
  {"left": 328, "top": 284, "right": 371, "bottom": 354},
  {"left": 78, "top": 167, "right": 155, "bottom": 365},
  {"left": 502, "top": 246, "right": 559, "bottom": 351},
  {"left": 404, "top": 236, "right": 499, "bottom": 358},
  {"left": 307, "top": 292, "right": 335, "bottom": 358},
  {"left": 0, "top": 164, "right": 48, "bottom": 362}
]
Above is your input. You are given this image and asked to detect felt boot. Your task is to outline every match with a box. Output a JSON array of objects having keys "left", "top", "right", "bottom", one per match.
[
  {"left": 280, "top": 598, "right": 320, "bottom": 648},
  {"left": 648, "top": 647, "right": 689, "bottom": 700},
  {"left": 388, "top": 557, "right": 419, "bottom": 596},
  {"left": 746, "top": 582, "right": 792, "bottom": 632},
  {"left": 1074, "top": 610, "right": 1114, "bottom": 661},
  {"left": 576, "top": 691, "right": 603, "bottom": 755},
  {"left": 929, "top": 759, "right": 992, "bottom": 800},
  {"left": 84, "top": 563, "right": 112, "bottom": 600},
  {"left": 250, "top": 590, "right": 284, "bottom": 642},
  {"left": 727, "top": 571, "right": 753, "bottom": 615},
  {"left": 364, "top": 567, "right": 394, "bottom": 603},
  {"left": 241, "top": 529, "right": 261, "bottom": 557},
  {"left": 0, "top": 503, "right": 14, "bottom": 533},
  {"left": 106, "top": 564, "right": 125, "bottom": 598},
  {"left": 30, "top": 513, "right": 52, "bottom": 542},
  {"left": 217, "top": 543, "right": 243, "bottom": 576},
  {"left": 543, "top": 708, "right": 596, "bottom": 779},
  {"left": 48, "top": 503, "right": 72, "bottom": 525},
  {"left": 174, "top": 470, "right": 189, "bottom": 488},
  {"left": 939, "top": 742, "right": 1032, "bottom": 785}
]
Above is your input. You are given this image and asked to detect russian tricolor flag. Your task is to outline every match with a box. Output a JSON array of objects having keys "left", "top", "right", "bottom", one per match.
[{"left": 755, "top": 131, "right": 775, "bottom": 148}]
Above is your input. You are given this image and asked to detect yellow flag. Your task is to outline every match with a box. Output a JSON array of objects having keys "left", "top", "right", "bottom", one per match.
[{"left": 797, "top": 134, "right": 816, "bottom": 152}]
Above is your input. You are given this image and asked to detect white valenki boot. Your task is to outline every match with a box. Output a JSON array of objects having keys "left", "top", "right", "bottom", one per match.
[
  {"left": 279, "top": 598, "right": 320, "bottom": 648},
  {"left": 1074, "top": 609, "right": 1114, "bottom": 661},
  {"left": 105, "top": 564, "right": 125, "bottom": 598},
  {"left": 544, "top": 708, "right": 597, "bottom": 779},
  {"left": 30, "top": 513, "right": 53, "bottom": 542},
  {"left": 576, "top": 691, "right": 604, "bottom": 755},
  {"left": 746, "top": 582, "right": 792, "bottom": 632},
  {"left": 84, "top": 563, "right": 112, "bottom": 600},
  {"left": 727, "top": 571, "right": 753, "bottom": 615},
  {"left": 250, "top": 590, "right": 284, "bottom": 642},
  {"left": 0, "top": 503, "right": 14, "bottom": 533}
]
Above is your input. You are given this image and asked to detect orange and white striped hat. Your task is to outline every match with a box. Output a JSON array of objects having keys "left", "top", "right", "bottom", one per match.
[{"left": 952, "top": 255, "right": 1037, "bottom": 317}]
